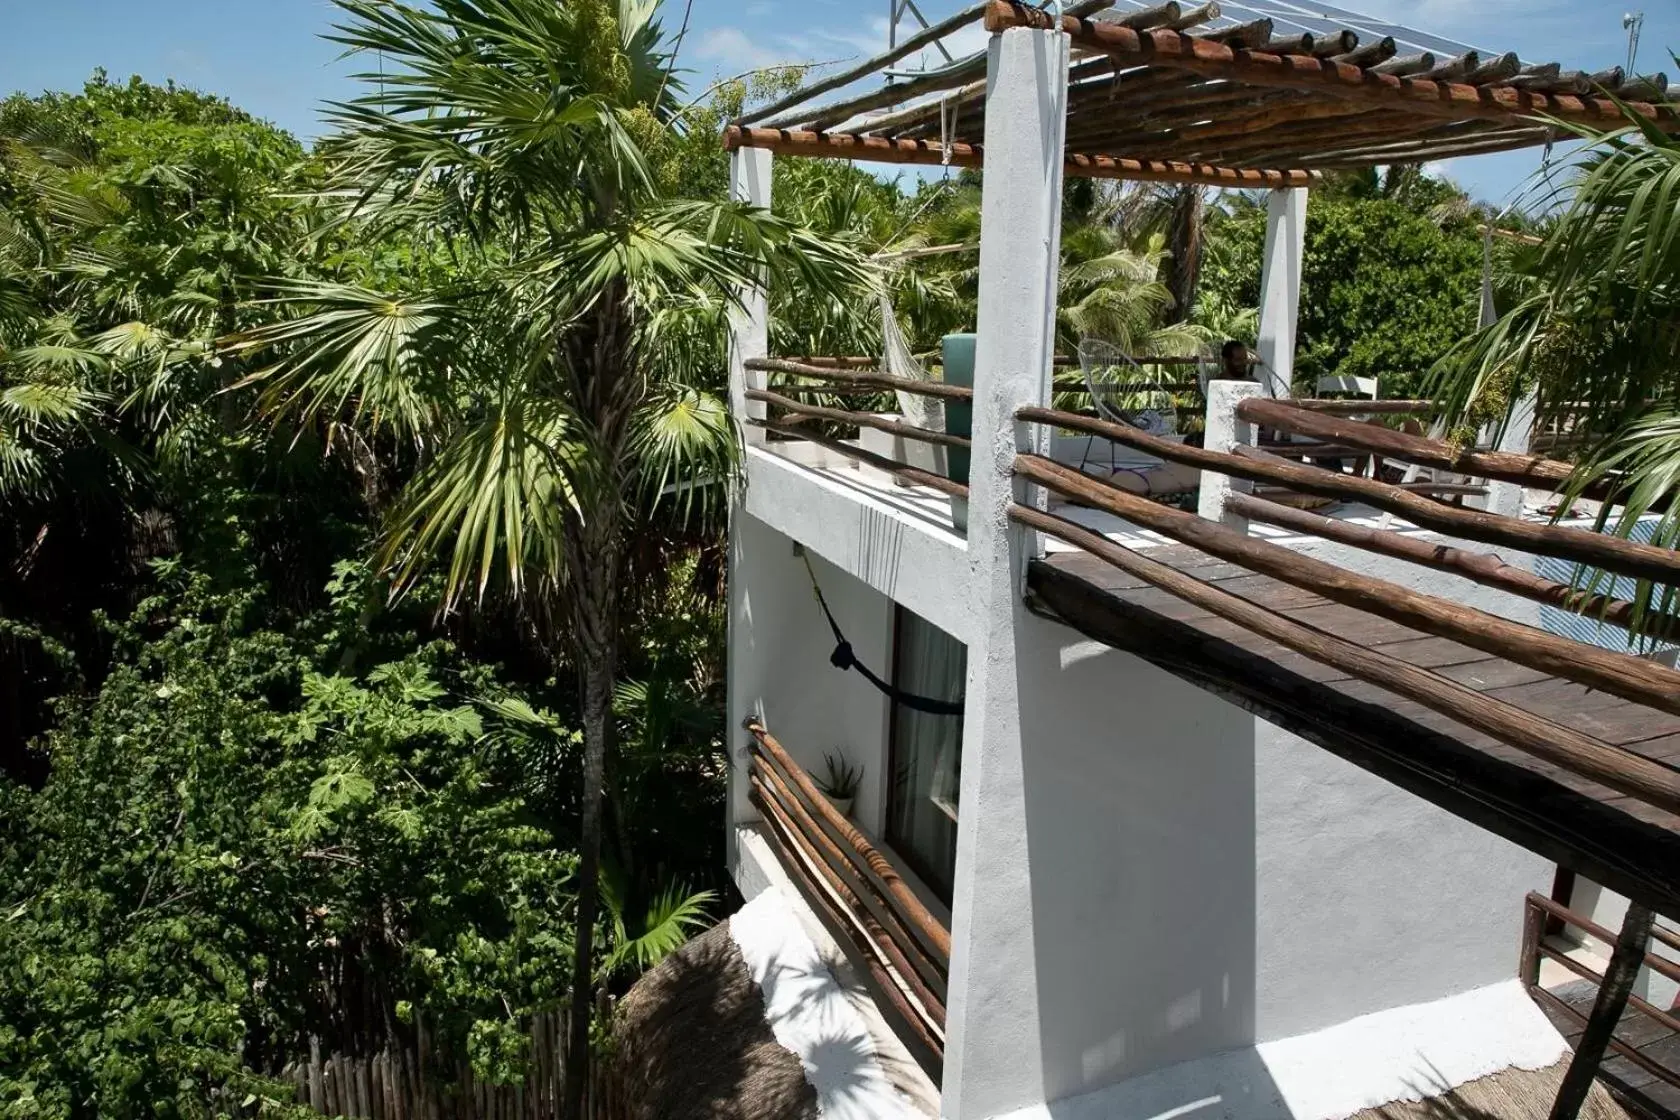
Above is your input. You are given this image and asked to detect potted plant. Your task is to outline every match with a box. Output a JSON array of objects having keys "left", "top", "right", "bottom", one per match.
[{"left": 817, "top": 753, "right": 863, "bottom": 818}]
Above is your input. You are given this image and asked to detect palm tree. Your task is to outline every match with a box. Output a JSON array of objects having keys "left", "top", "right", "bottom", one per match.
[
  {"left": 231, "top": 1, "right": 863, "bottom": 1110},
  {"left": 1431, "top": 102, "right": 1680, "bottom": 636}
]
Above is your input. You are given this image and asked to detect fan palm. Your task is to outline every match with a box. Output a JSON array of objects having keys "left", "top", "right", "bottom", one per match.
[
  {"left": 230, "top": 1, "right": 865, "bottom": 1108},
  {"left": 1430, "top": 97, "right": 1680, "bottom": 639}
]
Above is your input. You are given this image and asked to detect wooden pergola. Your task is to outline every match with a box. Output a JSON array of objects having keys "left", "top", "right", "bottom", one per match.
[{"left": 723, "top": 0, "right": 1680, "bottom": 189}]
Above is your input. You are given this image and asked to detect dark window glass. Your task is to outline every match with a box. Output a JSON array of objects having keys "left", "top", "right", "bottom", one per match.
[{"left": 887, "top": 606, "right": 966, "bottom": 905}]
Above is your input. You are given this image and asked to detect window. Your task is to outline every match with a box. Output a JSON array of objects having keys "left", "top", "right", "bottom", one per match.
[{"left": 887, "top": 606, "right": 967, "bottom": 906}]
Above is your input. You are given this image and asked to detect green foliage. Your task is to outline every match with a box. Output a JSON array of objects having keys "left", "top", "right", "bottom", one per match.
[
  {"left": 0, "top": 567, "right": 588, "bottom": 1115},
  {"left": 1200, "top": 189, "right": 1483, "bottom": 396}
]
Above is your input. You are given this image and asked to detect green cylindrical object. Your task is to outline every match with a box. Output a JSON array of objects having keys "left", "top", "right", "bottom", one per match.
[{"left": 942, "top": 333, "right": 975, "bottom": 486}]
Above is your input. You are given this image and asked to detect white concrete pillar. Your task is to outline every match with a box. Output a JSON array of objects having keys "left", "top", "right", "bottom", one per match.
[
  {"left": 1257, "top": 187, "right": 1307, "bottom": 399},
  {"left": 1198, "top": 379, "right": 1264, "bottom": 531},
  {"left": 1480, "top": 389, "right": 1539, "bottom": 520},
  {"left": 942, "top": 23, "right": 1068, "bottom": 1120},
  {"left": 728, "top": 146, "right": 773, "bottom": 445}
]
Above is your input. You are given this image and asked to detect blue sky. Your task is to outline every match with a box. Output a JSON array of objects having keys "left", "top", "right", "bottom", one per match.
[{"left": 1, "top": 0, "right": 1674, "bottom": 207}]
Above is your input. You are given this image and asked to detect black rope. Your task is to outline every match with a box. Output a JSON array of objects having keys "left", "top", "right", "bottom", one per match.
[{"left": 801, "top": 552, "right": 965, "bottom": 718}]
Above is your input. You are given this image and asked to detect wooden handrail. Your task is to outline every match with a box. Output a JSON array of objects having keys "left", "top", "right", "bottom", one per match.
[
  {"left": 1240, "top": 397, "right": 1586, "bottom": 492},
  {"left": 1525, "top": 892, "right": 1680, "bottom": 986},
  {"left": 750, "top": 754, "right": 948, "bottom": 996},
  {"left": 1008, "top": 500, "right": 1680, "bottom": 819},
  {"left": 1015, "top": 403, "right": 1680, "bottom": 588},
  {"left": 749, "top": 418, "right": 970, "bottom": 500},
  {"left": 1292, "top": 399, "right": 1443, "bottom": 415},
  {"left": 1528, "top": 986, "right": 1680, "bottom": 1095},
  {"left": 746, "top": 720, "right": 953, "bottom": 962},
  {"left": 747, "top": 389, "right": 972, "bottom": 449},
  {"left": 745, "top": 358, "right": 974, "bottom": 401},
  {"left": 750, "top": 776, "right": 948, "bottom": 1032},
  {"left": 1017, "top": 452, "right": 1680, "bottom": 723},
  {"left": 1227, "top": 494, "right": 1680, "bottom": 641}
]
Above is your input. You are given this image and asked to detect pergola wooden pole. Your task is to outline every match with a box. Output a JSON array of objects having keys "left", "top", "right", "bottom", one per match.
[
  {"left": 1016, "top": 452, "right": 1680, "bottom": 726},
  {"left": 1548, "top": 903, "right": 1657, "bottom": 1120},
  {"left": 722, "top": 126, "right": 1318, "bottom": 187},
  {"left": 982, "top": 1, "right": 1680, "bottom": 130},
  {"left": 736, "top": 1, "right": 991, "bottom": 127},
  {"left": 1007, "top": 499, "right": 1680, "bottom": 818}
]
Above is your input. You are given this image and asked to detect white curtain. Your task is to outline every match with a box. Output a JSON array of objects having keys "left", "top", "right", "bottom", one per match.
[{"left": 888, "top": 609, "right": 967, "bottom": 902}]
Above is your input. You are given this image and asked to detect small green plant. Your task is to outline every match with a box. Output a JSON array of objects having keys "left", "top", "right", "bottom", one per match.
[{"left": 817, "top": 753, "right": 863, "bottom": 799}]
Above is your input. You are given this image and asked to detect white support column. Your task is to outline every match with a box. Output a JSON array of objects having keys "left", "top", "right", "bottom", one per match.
[
  {"left": 1197, "top": 379, "right": 1264, "bottom": 531},
  {"left": 1257, "top": 186, "right": 1306, "bottom": 399},
  {"left": 1480, "top": 389, "right": 1539, "bottom": 520},
  {"left": 725, "top": 144, "right": 773, "bottom": 866},
  {"left": 728, "top": 146, "right": 773, "bottom": 445},
  {"left": 942, "top": 23, "right": 1068, "bottom": 1120}
]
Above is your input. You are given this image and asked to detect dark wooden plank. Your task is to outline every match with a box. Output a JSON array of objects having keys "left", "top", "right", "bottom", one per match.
[
  {"left": 1197, "top": 573, "right": 1331, "bottom": 612},
  {"left": 1281, "top": 602, "right": 1426, "bottom": 645},
  {"left": 1483, "top": 679, "right": 1680, "bottom": 744},
  {"left": 1364, "top": 635, "right": 1491, "bottom": 669},
  {"left": 1433, "top": 658, "right": 1552, "bottom": 692},
  {"left": 1026, "top": 558, "right": 1680, "bottom": 920},
  {"left": 1619, "top": 732, "right": 1680, "bottom": 760}
]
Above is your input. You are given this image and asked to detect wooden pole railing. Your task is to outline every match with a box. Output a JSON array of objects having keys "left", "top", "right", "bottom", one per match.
[
  {"left": 746, "top": 357, "right": 974, "bottom": 402},
  {"left": 1520, "top": 894, "right": 1680, "bottom": 1112},
  {"left": 1015, "top": 452, "right": 1680, "bottom": 725},
  {"left": 1238, "top": 396, "right": 1609, "bottom": 495},
  {"left": 1227, "top": 493, "right": 1680, "bottom": 641},
  {"left": 746, "top": 388, "right": 972, "bottom": 449},
  {"left": 1017, "top": 404, "right": 1680, "bottom": 587},
  {"left": 1006, "top": 498, "right": 1680, "bottom": 818},
  {"left": 1291, "top": 399, "right": 1442, "bottom": 415},
  {"left": 745, "top": 720, "right": 952, "bottom": 963},
  {"left": 750, "top": 754, "right": 949, "bottom": 1000},
  {"left": 748, "top": 418, "right": 969, "bottom": 499}
]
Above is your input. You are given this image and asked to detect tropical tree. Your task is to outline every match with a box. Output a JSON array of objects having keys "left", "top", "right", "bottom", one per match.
[
  {"left": 230, "top": 1, "right": 864, "bottom": 1110},
  {"left": 1430, "top": 100, "right": 1680, "bottom": 635}
]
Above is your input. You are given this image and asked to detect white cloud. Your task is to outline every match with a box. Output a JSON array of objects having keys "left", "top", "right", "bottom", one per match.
[{"left": 693, "top": 26, "right": 787, "bottom": 73}]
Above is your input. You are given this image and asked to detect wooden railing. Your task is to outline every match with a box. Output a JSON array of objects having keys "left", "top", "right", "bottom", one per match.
[
  {"left": 1520, "top": 893, "right": 1680, "bottom": 1104},
  {"left": 743, "top": 719, "right": 949, "bottom": 1072}
]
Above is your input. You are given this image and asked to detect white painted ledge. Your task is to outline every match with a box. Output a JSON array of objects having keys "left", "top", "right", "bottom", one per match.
[
  {"left": 742, "top": 445, "right": 974, "bottom": 645},
  {"left": 988, "top": 980, "right": 1567, "bottom": 1120}
]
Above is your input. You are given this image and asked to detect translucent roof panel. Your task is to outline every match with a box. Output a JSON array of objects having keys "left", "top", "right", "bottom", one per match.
[{"left": 1096, "top": 0, "right": 1490, "bottom": 60}]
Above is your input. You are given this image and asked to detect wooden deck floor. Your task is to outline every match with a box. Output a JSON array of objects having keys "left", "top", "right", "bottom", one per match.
[
  {"left": 1029, "top": 546, "right": 1680, "bottom": 917},
  {"left": 1536, "top": 980, "right": 1680, "bottom": 1119}
]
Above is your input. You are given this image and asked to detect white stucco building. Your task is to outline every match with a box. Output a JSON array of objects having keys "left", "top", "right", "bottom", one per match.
[{"left": 696, "top": 4, "right": 1680, "bottom": 1119}]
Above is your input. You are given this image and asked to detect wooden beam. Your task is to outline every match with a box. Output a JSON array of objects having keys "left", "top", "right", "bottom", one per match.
[
  {"left": 1017, "top": 452, "right": 1680, "bottom": 736},
  {"left": 737, "top": 0, "right": 990, "bottom": 126},
  {"left": 749, "top": 417, "right": 971, "bottom": 499},
  {"left": 1019, "top": 403, "right": 1680, "bottom": 589},
  {"left": 722, "top": 125, "right": 1319, "bottom": 185},
  {"left": 982, "top": 1, "right": 1680, "bottom": 130},
  {"left": 1025, "top": 556, "right": 1680, "bottom": 920},
  {"left": 1226, "top": 493, "right": 1680, "bottom": 641}
]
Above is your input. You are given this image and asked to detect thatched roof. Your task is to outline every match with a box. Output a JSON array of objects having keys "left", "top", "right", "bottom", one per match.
[
  {"left": 610, "top": 921, "right": 819, "bottom": 1120},
  {"left": 1352, "top": 1058, "right": 1633, "bottom": 1120}
]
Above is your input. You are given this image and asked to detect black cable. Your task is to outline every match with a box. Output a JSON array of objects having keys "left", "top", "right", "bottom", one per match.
[{"left": 802, "top": 552, "right": 966, "bottom": 718}]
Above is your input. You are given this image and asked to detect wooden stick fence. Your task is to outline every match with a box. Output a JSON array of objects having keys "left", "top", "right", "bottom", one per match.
[{"left": 279, "top": 1008, "right": 617, "bottom": 1120}]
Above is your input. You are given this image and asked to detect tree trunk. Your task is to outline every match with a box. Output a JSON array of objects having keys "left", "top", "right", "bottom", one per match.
[
  {"left": 1166, "top": 185, "right": 1206, "bottom": 324},
  {"left": 564, "top": 561, "right": 620, "bottom": 1119},
  {"left": 1549, "top": 902, "right": 1655, "bottom": 1120}
]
